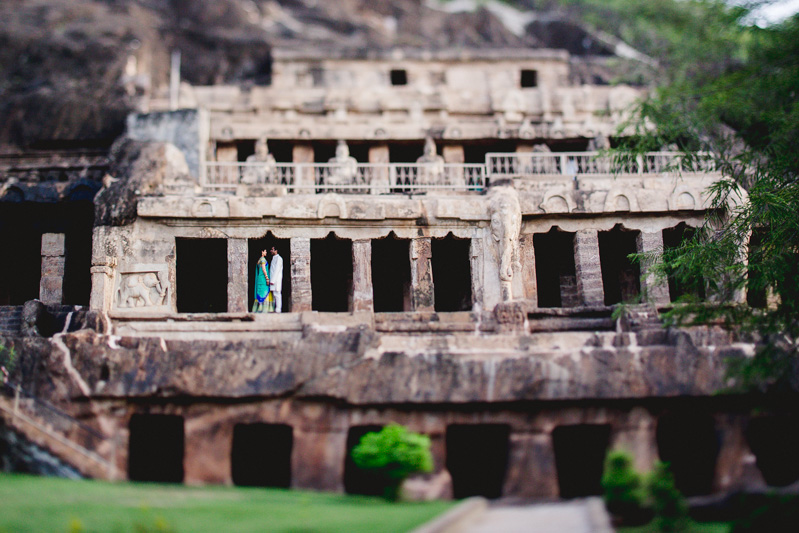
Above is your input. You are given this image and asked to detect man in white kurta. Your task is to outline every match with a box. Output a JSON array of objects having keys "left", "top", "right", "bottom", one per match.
[{"left": 269, "top": 247, "right": 284, "bottom": 313}]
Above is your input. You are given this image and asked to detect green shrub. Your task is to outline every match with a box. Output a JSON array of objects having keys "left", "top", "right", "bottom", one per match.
[
  {"left": 602, "top": 449, "right": 649, "bottom": 525},
  {"left": 351, "top": 424, "right": 433, "bottom": 501},
  {"left": 647, "top": 461, "right": 688, "bottom": 532}
]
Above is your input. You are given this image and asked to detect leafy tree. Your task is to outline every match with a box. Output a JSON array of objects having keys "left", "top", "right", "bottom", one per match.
[
  {"left": 565, "top": 0, "right": 799, "bottom": 393},
  {"left": 601, "top": 450, "right": 647, "bottom": 523},
  {"left": 351, "top": 424, "right": 433, "bottom": 501}
]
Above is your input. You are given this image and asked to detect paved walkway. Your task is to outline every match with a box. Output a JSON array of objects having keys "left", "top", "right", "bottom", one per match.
[{"left": 458, "top": 499, "right": 613, "bottom": 533}]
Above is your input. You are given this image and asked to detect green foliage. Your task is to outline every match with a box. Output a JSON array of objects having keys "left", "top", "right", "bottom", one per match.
[
  {"left": 647, "top": 462, "right": 688, "bottom": 533},
  {"left": 351, "top": 424, "right": 434, "bottom": 501},
  {"left": 602, "top": 450, "right": 646, "bottom": 519},
  {"left": 0, "top": 341, "right": 16, "bottom": 378},
  {"left": 583, "top": 1, "right": 799, "bottom": 393}
]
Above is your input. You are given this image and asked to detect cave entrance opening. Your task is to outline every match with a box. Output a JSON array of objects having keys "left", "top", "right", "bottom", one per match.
[
  {"left": 371, "top": 233, "right": 411, "bottom": 312},
  {"left": 662, "top": 223, "right": 704, "bottom": 302},
  {"left": 432, "top": 234, "right": 472, "bottom": 312},
  {"left": 745, "top": 415, "right": 799, "bottom": 487},
  {"left": 656, "top": 411, "right": 719, "bottom": 496},
  {"left": 534, "top": 228, "right": 577, "bottom": 307},
  {"left": 311, "top": 233, "right": 352, "bottom": 312},
  {"left": 446, "top": 424, "right": 510, "bottom": 499},
  {"left": 598, "top": 225, "right": 641, "bottom": 305},
  {"left": 176, "top": 238, "right": 227, "bottom": 313},
  {"left": 128, "top": 414, "right": 184, "bottom": 483},
  {"left": 248, "top": 233, "right": 291, "bottom": 312},
  {"left": 552, "top": 424, "right": 611, "bottom": 498},
  {"left": 343, "top": 425, "right": 384, "bottom": 496},
  {"left": 231, "top": 423, "right": 293, "bottom": 488}
]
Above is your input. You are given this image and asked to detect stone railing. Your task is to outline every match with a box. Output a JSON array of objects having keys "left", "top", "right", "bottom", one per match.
[
  {"left": 204, "top": 162, "right": 486, "bottom": 192},
  {"left": 486, "top": 151, "right": 716, "bottom": 177},
  {"left": 203, "top": 152, "right": 715, "bottom": 193}
]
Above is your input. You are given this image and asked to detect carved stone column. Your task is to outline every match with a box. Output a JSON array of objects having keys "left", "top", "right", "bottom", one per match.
[
  {"left": 227, "top": 238, "right": 248, "bottom": 313},
  {"left": 292, "top": 143, "right": 315, "bottom": 190},
  {"left": 503, "top": 431, "right": 560, "bottom": 498},
  {"left": 574, "top": 229, "right": 605, "bottom": 306},
  {"left": 519, "top": 234, "right": 537, "bottom": 301},
  {"left": 610, "top": 407, "right": 659, "bottom": 474},
  {"left": 637, "top": 231, "right": 670, "bottom": 307},
  {"left": 351, "top": 239, "right": 374, "bottom": 312},
  {"left": 40, "top": 233, "right": 65, "bottom": 305},
  {"left": 292, "top": 427, "right": 346, "bottom": 492},
  {"left": 470, "top": 238, "right": 484, "bottom": 310},
  {"left": 410, "top": 237, "right": 434, "bottom": 312},
  {"left": 89, "top": 227, "right": 116, "bottom": 312},
  {"left": 368, "top": 144, "right": 390, "bottom": 194},
  {"left": 290, "top": 237, "right": 312, "bottom": 312}
]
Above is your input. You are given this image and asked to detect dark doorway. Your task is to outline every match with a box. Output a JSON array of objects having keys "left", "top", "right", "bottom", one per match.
[
  {"left": 0, "top": 199, "right": 96, "bottom": 306},
  {"left": 662, "top": 223, "right": 705, "bottom": 302},
  {"left": 344, "top": 425, "right": 384, "bottom": 496},
  {"left": 248, "top": 234, "right": 291, "bottom": 312},
  {"left": 432, "top": 234, "right": 472, "bottom": 312},
  {"left": 311, "top": 233, "right": 352, "bottom": 312},
  {"left": 128, "top": 414, "right": 184, "bottom": 483},
  {"left": 462, "top": 140, "right": 518, "bottom": 164},
  {"left": 390, "top": 69, "right": 408, "bottom": 86},
  {"left": 268, "top": 140, "right": 294, "bottom": 163},
  {"left": 534, "top": 228, "right": 577, "bottom": 307},
  {"left": 745, "top": 415, "right": 799, "bottom": 487},
  {"left": 446, "top": 424, "right": 510, "bottom": 499},
  {"left": 389, "top": 142, "right": 425, "bottom": 163},
  {"left": 176, "top": 238, "right": 228, "bottom": 313},
  {"left": 236, "top": 140, "right": 256, "bottom": 162},
  {"left": 599, "top": 225, "right": 641, "bottom": 305},
  {"left": 231, "top": 423, "right": 293, "bottom": 488},
  {"left": 552, "top": 424, "right": 612, "bottom": 498},
  {"left": 656, "top": 411, "right": 719, "bottom": 496},
  {"left": 372, "top": 234, "right": 411, "bottom": 312}
]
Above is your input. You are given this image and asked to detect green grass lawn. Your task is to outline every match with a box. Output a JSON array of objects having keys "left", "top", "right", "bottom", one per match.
[
  {"left": 0, "top": 473, "right": 454, "bottom": 533},
  {"left": 619, "top": 521, "right": 731, "bottom": 533}
]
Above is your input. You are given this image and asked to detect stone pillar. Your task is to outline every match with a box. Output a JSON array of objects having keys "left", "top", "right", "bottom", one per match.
[
  {"left": 470, "top": 238, "right": 484, "bottom": 310},
  {"left": 368, "top": 144, "right": 390, "bottom": 194},
  {"left": 227, "top": 238, "right": 248, "bottom": 313},
  {"left": 503, "top": 431, "right": 560, "bottom": 498},
  {"left": 610, "top": 407, "right": 659, "bottom": 474},
  {"left": 519, "top": 234, "right": 537, "bottom": 302},
  {"left": 293, "top": 143, "right": 315, "bottom": 190},
  {"left": 290, "top": 237, "right": 312, "bottom": 312},
  {"left": 351, "top": 239, "right": 374, "bottom": 312},
  {"left": 410, "top": 237, "right": 434, "bottom": 312},
  {"left": 40, "top": 233, "right": 65, "bottom": 305},
  {"left": 442, "top": 145, "right": 464, "bottom": 164},
  {"left": 713, "top": 413, "right": 765, "bottom": 492},
  {"left": 89, "top": 226, "right": 116, "bottom": 312},
  {"left": 574, "top": 230, "right": 605, "bottom": 306},
  {"left": 292, "top": 428, "right": 347, "bottom": 492},
  {"left": 184, "top": 417, "right": 233, "bottom": 486},
  {"left": 637, "top": 231, "right": 670, "bottom": 307}
]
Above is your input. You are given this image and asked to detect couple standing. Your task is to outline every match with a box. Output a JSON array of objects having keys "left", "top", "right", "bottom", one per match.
[{"left": 253, "top": 247, "right": 283, "bottom": 313}]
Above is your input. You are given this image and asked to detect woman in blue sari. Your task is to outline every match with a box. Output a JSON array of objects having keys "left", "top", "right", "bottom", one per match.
[{"left": 252, "top": 250, "right": 270, "bottom": 312}]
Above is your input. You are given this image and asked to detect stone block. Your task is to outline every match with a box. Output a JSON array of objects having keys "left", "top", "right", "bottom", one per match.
[
  {"left": 574, "top": 230, "right": 605, "bottom": 306},
  {"left": 411, "top": 237, "right": 434, "bottom": 312},
  {"left": 351, "top": 240, "right": 374, "bottom": 312},
  {"left": 227, "top": 238, "right": 248, "bottom": 313},
  {"left": 41, "top": 233, "right": 65, "bottom": 256},
  {"left": 39, "top": 276, "right": 63, "bottom": 305},
  {"left": 291, "top": 237, "right": 313, "bottom": 312}
]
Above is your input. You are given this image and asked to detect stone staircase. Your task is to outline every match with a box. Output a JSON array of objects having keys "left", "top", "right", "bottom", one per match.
[
  {"left": 0, "top": 385, "right": 118, "bottom": 480},
  {"left": 0, "top": 306, "right": 22, "bottom": 336}
]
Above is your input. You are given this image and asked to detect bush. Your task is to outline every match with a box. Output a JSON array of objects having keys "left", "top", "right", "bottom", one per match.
[
  {"left": 647, "top": 461, "right": 688, "bottom": 532},
  {"left": 351, "top": 424, "right": 433, "bottom": 501},
  {"left": 601, "top": 450, "right": 648, "bottom": 525}
]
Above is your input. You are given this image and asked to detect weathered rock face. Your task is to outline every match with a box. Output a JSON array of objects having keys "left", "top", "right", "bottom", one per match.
[
  {"left": 13, "top": 321, "right": 747, "bottom": 406},
  {"left": 0, "top": 423, "right": 83, "bottom": 479},
  {"left": 94, "top": 139, "right": 190, "bottom": 226}
]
